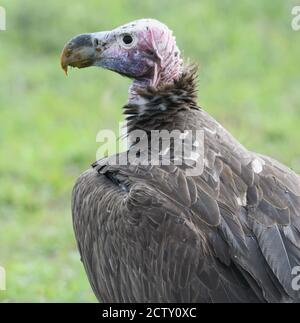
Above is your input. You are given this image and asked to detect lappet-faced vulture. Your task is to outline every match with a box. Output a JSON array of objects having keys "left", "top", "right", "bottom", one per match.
[{"left": 61, "top": 19, "right": 300, "bottom": 302}]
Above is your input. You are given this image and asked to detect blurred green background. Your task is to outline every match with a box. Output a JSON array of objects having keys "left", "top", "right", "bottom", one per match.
[{"left": 0, "top": 0, "right": 299, "bottom": 302}]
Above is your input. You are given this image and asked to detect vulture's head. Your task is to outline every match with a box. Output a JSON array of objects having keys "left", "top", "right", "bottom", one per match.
[{"left": 60, "top": 19, "right": 182, "bottom": 87}]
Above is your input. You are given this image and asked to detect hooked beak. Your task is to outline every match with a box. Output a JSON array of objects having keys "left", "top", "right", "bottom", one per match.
[{"left": 60, "top": 33, "right": 105, "bottom": 75}]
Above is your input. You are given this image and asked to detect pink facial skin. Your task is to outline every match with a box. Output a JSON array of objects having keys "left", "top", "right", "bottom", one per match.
[
  {"left": 61, "top": 19, "right": 183, "bottom": 103},
  {"left": 93, "top": 19, "right": 183, "bottom": 101}
]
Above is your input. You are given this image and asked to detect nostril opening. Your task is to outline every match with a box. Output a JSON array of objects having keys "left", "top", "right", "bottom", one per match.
[
  {"left": 65, "top": 48, "right": 73, "bottom": 57},
  {"left": 94, "top": 38, "right": 99, "bottom": 47}
]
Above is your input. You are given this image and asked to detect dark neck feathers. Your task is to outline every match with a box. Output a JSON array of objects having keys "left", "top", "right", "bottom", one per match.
[{"left": 124, "top": 65, "right": 199, "bottom": 136}]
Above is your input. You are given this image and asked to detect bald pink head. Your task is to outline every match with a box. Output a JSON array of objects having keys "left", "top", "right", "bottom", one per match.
[
  {"left": 112, "top": 19, "right": 183, "bottom": 86},
  {"left": 61, "top": 19, "right": 183, "bottom": 100}
]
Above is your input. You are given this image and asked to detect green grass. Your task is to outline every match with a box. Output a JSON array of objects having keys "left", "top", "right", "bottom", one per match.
[{"left": 0, "top": 0, "right": 299, "bottom": 302}]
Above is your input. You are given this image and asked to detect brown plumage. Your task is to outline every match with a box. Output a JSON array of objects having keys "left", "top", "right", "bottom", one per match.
[
  {"left": 60, "top": 18, "right": 300, "bottom": 302},
  {"left": 72, "top": 67, "right": 300, "bottom": 302}
]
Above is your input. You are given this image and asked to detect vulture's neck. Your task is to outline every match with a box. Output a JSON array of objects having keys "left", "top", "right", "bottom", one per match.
[
  {"left": 128, "top": 49, "right": 183, "bottom": 104},
  {"left": 124, "top": 65, "right": 198, "bottom": 135}
]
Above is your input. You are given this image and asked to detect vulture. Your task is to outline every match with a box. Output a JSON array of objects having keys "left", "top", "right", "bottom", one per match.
[{"left": 60, "top": 19, "right": 300, "bottom": 303}]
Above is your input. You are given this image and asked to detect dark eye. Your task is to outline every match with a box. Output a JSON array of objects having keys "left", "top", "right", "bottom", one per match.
[{"left": 122, "top": 34, "right": 133, "bottom": 45}]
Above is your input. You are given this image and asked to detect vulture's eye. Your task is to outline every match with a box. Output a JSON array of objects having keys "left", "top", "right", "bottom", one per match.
[
  {"left": 118, "top": 33, "right": 136, "bottom": 49},
  {"left": 122, "top": 34, "right": 133, "bottom": 45}
]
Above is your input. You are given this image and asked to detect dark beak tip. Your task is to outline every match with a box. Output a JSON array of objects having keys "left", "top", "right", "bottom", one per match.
[
  {"left": 60, "top": 58, "right": 69, "bottom": 76},
  {"left": 60, "top": 33, "right": 95, "bottom": 75},
  {"left": 62, "top": 67, "right": 68, "bottom": 76},
  {"left": 60, "top": 45, "right": 71, "bottom": 75}
]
